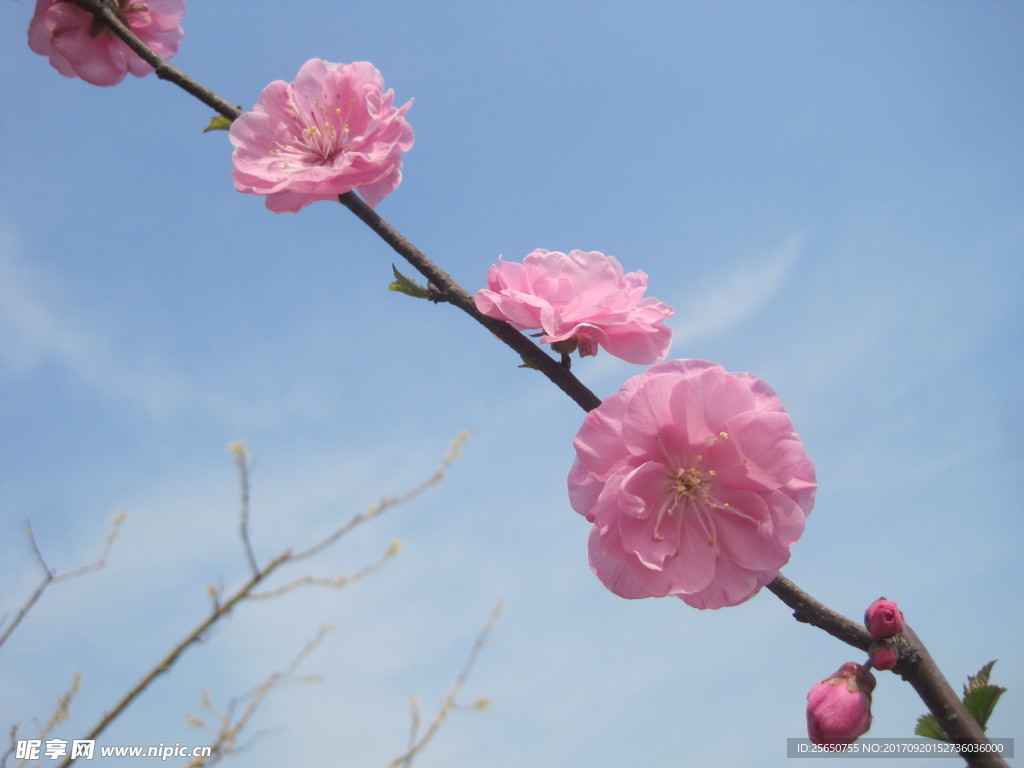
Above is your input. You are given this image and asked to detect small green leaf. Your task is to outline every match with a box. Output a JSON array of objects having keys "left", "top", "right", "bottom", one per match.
[
  {"left": 917, "top": 661, "right": 1006, "bottom": 740},
  {"left": 388, "top": 265, "right": 430, "bottom": 299},
  {"left": 203, "top": 114, "right": 234, "bottom": 133},
  {"left": 964, "top": 660, "right": 997, "bottom": 696},
  {"left": 962, "top": 661, "right": 1006, "bottom": 732},
  {"left": 964, "top": 685, "right": 1006, "bottom": 732},
  {"left": 915, "top": 713, "right": 949, "bottom": 742},
  {"left": 517, "top": 356, "right": 539, "bottom": 370}
]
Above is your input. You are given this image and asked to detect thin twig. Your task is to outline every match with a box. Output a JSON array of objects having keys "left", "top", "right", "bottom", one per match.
[
  {"left": 182, "top": 626, "right": 332, "bottom": 768},
  {"left": 54, "top": 436, "right": 466, "bottom": 768},
  {"left": 248, "top": 540, "right": 402, "bottom": 600},
  {"left": 229, "top": 442, "right": 260, "bottom": 576},
  {"left": 399, "top": 697, "right": 421, "bottom": 768},
  {"left": 387, "top": 601, "right": 503, "bottom": 768},
  {"left": 0, "top": 515, "right": 125, "bottom": 649},
  {"left": 288, "top": 430, "right": 468, "bottom": 564}
]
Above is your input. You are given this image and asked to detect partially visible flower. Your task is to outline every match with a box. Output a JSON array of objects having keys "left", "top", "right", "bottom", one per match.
[
  {"left": 869, "top": 643, "right": 898, "bottom": 671},
  {"left": 230, "top": 58, "right": 413, "bottom": 213},
  {"left": 806, "top": 662, "right": 876, "bottom": 746},
  {"left": 28, "top": 0, "right": 185, "bottom": 87},
  {"left": 474, "top": 249, "right": 673, "bottom": 364},
  {"left": 865, "top": 598, "right": 904, "bottom": 639},
  {"left": 568, "top": 359, "right": 816, "bottom": 609}
]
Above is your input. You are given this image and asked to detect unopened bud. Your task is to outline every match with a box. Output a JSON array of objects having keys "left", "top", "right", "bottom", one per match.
[
  {"left": 869, "top": 643, "right": 898, "bottom": 671},
  {"left": 865, "top": 598, "right": 904, "bottom": 639},
  {"left": 806, "top": 662, "right": 876, "bottom": 746}
]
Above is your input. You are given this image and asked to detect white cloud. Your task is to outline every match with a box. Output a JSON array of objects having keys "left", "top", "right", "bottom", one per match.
[
  {"left": 670, "top": 233, "right": 803, "bottom": 346},
  {"left": 0, "top": 220, "right": 188, "bottom": 415}
]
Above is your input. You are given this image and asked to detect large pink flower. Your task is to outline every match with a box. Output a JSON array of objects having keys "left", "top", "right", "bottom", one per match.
[
  {"left": 474, "top": 249, "right": 673, "bottom": 365},
  {"left": 230, "top": 59, "right": 414, "bottom": 213},
  {"left": 568, "top": 359, "right": 816, "bottom": 609},
  {"left": 28, "top": 0, "right": 185, "bottom": 87}
]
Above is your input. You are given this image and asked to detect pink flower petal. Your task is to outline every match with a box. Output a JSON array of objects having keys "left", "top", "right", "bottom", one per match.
[
  {"left": 474, "top": 249, "right": 674, "bottom": 364},
  {"left": 230, "top": 59, "right": 413, "bottom": 212}
]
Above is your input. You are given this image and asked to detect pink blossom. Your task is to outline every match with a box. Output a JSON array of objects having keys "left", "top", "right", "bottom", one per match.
[
  {"left": 230, "top": 58, "right": 414, "bottom": 213},
  {"left": 568, "top": 359, "right": 816, "bottom": 609},
  {"left": 865, "top": 598, "right": 904, "bottom": 639},
  {"left": 806, "top": 662, "right": 876, "bottom": 746},
  {"left": 474, "top": 249, "right": 673, "bottom": 364},
  {"left": 28, "top": 0, "right": 184, "bottom": 87}
]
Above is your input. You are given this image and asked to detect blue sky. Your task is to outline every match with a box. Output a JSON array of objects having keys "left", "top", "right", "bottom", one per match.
[{"left": 1, "top": 2, "right": 1022, "bottom": 766}]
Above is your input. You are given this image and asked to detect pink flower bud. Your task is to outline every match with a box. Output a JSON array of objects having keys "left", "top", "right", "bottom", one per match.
[
  {"left": 869, "top": 643, "right": 898, "bottom": 671},
  {"left": 806, "top": 662, "right": 876, "bottom": 746},
  {"left": 865, "top": 598, "right": 904, "bottom": 639}
]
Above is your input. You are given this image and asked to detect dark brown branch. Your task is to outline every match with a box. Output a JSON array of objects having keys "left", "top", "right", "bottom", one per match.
[
  {"left": 50, "top": 16, "right": 1006, "bottom": 763},
  {"left": 895, "top": 625, "right": 1008, "bottom": 767},
  {"left": 766, "top": 573, "right": 872, "bottom": 652},
  {"left": 76, "top": 0, "right": 241, "bottom": 121},
  {"left": 767, "top": 575, "right": 1007, "bottom": 768},
  {"left": 337, "top": 192, "right": 602, "bottom": 413}
]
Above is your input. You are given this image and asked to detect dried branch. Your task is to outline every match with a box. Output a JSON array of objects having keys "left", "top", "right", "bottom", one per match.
[
  {"left": 387, "top": 601, "right": 503, "bottom": 768},
  {"left": 249, "top": 541, "right": 402, "bottom": 601},
  {"left": 0, "top": 514, "right": 125, "bottom": 649},
  {"left": 54, "top": 434, "right": 468, "bottom": 768},
  {"left": 182, "top": 627, "right": 332, "bottom": 768},
  {"left": 289, "top": 430, "right": 468, "bottom": 564},
  {"left": 228, "top": 442, "right": 259, "bottom": 576}
]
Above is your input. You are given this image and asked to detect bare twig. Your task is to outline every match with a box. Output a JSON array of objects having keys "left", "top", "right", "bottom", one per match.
[
  {"left": 228, "top": 442, "right": 260, "bottom": 576},
  {"left": 54, "top": 435, "right": 467, "bottom": 768},
  {"left": 398, "top": 697, "right": 421, "bottom": 768},
  {"left": 0, "top": 515, "right": 125, "bottom": 649},
  {"left": 288, "top": 430, "right": 468, "bottom": 564},
  {"left": 249, "top": 540, "right": 402, "bottom": 600},
  {"left": 182, "top": 627, "right": 332, "bottom": 768},
  {"left": 387, "top": 601, "right": 503, "bottom": 768}
]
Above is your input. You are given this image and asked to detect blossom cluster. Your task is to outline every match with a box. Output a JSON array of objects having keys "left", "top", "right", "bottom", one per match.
[{"left": 27, "top": 8, "right": 929, "bottom": 752}]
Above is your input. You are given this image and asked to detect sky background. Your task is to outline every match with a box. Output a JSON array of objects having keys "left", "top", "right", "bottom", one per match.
[{"left": 1, "top": 1, "right": 1022, "bottom": 766}]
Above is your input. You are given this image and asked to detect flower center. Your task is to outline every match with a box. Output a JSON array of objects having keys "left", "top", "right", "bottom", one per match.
[
  {"left": 270, "top": 94, "right": 354, "bottom": 167},
  {"left": 651, "top": 433, "right": 732, "bottom": 545},
  {"left": 673, "top": 466, "right": 707, "bottom": 499}
]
